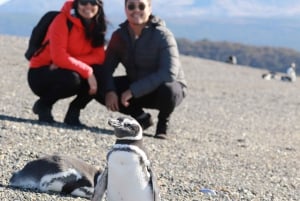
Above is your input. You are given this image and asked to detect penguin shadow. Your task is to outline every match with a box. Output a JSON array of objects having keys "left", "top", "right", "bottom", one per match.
[
  {"left": 143, "top": 132, "right": 155, "bottom": 138},
  {"left": 0, "top": 114, "right": 113, "bottom": 135},
  {"left": 0, "top": 183, "right": 39, "bottom": 195},
  {"left": 2, "top": 184, "right": 84, "bottom": 199}
]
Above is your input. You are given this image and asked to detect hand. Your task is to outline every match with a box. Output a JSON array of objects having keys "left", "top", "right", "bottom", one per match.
[
  {"left": 105, "top": 91, "right": 119, "bottom": 111},
  {"left": 121, "top": 89, "right": 133, "bottom": 107},
  {"left": 49, "top": 63, "right": 58, "bottom": 70},
  {"left": 87, "top": 74, "right": 97, "bottom": 95}
]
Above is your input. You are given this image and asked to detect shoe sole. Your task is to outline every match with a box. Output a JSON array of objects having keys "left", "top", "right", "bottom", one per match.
[{"left": 154, "top": 134, "right": 168, "bottom": 140}]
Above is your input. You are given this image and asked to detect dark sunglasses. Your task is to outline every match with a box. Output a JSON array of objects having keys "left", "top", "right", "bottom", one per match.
[
  {"left": 127, "top": 3, "right": 146, "bottom": 11},
  {"left": 78, "top": 0, "right": 98, "bottom": 6}
]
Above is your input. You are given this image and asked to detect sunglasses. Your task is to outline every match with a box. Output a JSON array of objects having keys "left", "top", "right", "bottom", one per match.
[
  {"left": 78, "top": 0, "right": 98, "bottom": 6},
  {"left": 127, "top": 3, "right": 146, "bottom": 11}
]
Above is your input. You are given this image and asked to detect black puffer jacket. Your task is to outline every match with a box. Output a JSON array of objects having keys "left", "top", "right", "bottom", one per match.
[{"left": 103, "top": 15, "right": 187, "bottom": 98}]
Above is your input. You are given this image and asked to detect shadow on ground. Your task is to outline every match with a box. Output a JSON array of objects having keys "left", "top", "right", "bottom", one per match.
[
  {"left": 0, "top": 183, "right": 80, "bottom": 199},
  {"left": 0, "top": 114, "right": 113, "bottom": 135}
]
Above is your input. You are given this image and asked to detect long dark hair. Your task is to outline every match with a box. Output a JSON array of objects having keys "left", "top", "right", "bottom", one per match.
[{"left": 73, "top": 0, "right": 107, "bottom": 47}]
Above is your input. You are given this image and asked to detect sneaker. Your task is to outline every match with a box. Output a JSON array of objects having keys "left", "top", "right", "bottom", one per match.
[
  {"left": 64, "top": 107, "right": 86, "bottom": 127},
  {"left": 32, "top": 100, "right": 55, "bottom": 123},
  {"left": 135, "top": 113, "right": 154, "bottom": 131},
  {"left": 154, "top": 119, "right": 169, "bottom": 139}
]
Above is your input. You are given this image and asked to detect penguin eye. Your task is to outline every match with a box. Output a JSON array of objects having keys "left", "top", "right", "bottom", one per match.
[
  {"left": 117, "top": 117, "right": 125, "bottom": 121},
  {"left": 124, "top": 123, "right": 132, "bottom": 129}
]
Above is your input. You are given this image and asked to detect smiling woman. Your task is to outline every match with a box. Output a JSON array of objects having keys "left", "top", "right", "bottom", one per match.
[
  {"left": 26, "top": 0, "right": 108, "bottom": 127},
  {"left": 77, "top": 0, "right": 100, "bottom": 20}
]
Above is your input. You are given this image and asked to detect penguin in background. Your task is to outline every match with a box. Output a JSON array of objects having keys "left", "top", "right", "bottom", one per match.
[
  {"left": 92, "top": 116, "right": 161, "bottom": 201},
  {"left": 9, "top": 154, "right": 101, "bottom": 198}
]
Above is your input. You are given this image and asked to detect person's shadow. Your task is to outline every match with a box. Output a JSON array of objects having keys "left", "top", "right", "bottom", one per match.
[
  {"left": 0, "top": 114, "right": 113, "bottom": 135},
  {"left": 0, "top": 114, "right": 156, "bottom": 138}
]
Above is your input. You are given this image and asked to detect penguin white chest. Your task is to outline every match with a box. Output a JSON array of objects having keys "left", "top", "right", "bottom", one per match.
[{"left": 107, "top": 151, "right": 153, "bottom": 201}]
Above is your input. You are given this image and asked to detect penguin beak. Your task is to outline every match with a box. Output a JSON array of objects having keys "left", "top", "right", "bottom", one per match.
[{"left": 108, "top": 118, "right": 121, "bottom": 128}]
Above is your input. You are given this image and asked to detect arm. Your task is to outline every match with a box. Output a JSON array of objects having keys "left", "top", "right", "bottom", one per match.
[
  {"left": 130, "top": 29, "right": 181, "bottom": 97},
  {"left": 48, "top": 14, "right": 105, "bottom": 79},
  {"left": 102, "top": 32, "right": 122, "bottom": 93},
  {"left": 92, "top": 167, "right": 108, "bottom": 201},
  {"left": 101, "top": 32, "right": 123, "bottom": 110},
  {"left": 75, "top": 46, "right": 105, "bottom": 65}
]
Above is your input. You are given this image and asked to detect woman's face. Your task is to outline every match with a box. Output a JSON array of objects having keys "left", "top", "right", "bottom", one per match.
[
  {"left": 125, "top": 0, "right": 151, "bottom": 25},
  {"left": 77, "top": 0, "right": 99, "bottom": 20}
]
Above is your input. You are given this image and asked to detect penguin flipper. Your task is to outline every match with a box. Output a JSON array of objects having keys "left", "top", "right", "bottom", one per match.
[
  {"left": 92, "top": 167, "right": 108, "bottom": 201},
  {"left": 148, "top": 167, "right": 161, "bottom": 201}
]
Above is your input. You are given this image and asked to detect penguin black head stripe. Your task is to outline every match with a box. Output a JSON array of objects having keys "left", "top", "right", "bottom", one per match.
[{"left": 108, "top": 116, "right": 142, "bottom": 140}]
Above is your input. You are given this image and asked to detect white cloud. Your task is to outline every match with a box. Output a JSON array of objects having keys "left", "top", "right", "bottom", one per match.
[
  {"left": 0, "top": 0, "right": 9, "bottom": 5},
  {"left": 2, "top": 0, "right": 300, "bottom": 18},
  {"left": 214, "top": 0, "right": 300, "bottom": 18},
  {"left": 122, "top": 0, "right": 300, "bottom": 19},
  {"left": 102, "top": 0, "right": 300, "bottom": 22},
  {"left": 152, "top": 0, "right": 195, "bottom": 7}
]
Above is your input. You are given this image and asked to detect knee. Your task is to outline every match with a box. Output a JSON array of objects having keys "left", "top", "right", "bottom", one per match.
[
  {"left": 157, "top": 82, "right": 181, "bottom": 106},
  {"left": 157, "top": 82, "right": 173, "bottom": 97},
  {"left": 65, "top": 72, "right": 82, "bottom": 87}
]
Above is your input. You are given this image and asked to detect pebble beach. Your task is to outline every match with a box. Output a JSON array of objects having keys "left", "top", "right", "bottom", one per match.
[{"left": 0, "top": 35, "right": 299, "bottom": 201}]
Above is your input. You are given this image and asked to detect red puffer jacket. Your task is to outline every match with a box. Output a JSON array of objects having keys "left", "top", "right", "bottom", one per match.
[{"left": 30, "top": 0, "right": 105, "bottom": 79}]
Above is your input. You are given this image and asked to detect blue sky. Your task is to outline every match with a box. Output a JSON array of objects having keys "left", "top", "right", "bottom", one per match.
[
  {"left": 1, "top": 0, "right": 300, "bottom": 19},
  {"left": 102, "top": 0, "right": 300, "bottom": 50},
  {"left": 104, "top": 0, "right": 300, "bottom": 19},
  {"left": 1, "top": 0, "right": 300, "bottom": 50}
]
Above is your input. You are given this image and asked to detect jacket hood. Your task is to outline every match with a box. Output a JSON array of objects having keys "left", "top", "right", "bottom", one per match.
[
  {"left": 60, "top": 0, "right": 83, "bottom": 28},
  {"left": 148, "top": 15, "right": 166, "bottom": 26}
]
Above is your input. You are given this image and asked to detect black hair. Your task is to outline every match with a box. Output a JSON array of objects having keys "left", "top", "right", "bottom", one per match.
[{"left": 73, "top": 0, "right": 107, "bottom": 47}]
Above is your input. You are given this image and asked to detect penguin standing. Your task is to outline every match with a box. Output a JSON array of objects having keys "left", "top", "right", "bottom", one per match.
[
  {"left": 92, "top": 116, "right": 161, "bottom": 201},
  {"left": 9, "top": 154, "right": 101, "bottom": 198}
]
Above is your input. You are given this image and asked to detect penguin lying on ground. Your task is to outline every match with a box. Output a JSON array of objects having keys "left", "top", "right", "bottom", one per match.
[
  {"left": 262, "top": 71, "right": 281, "bottom": 80},
  {"left": 92, "top": 116, "right": 161, "bottom": 201},
  {"left": 9, "top": 154, "right": 101, "bottom": 198}
]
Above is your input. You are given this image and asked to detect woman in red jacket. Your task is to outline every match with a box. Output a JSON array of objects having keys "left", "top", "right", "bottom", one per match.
[{"left": 28, "top": 0, "right": 106, "bottom": 126}]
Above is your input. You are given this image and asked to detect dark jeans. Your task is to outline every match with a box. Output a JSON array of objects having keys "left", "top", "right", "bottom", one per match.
[
  {"left": 95, "top": 76, "right": 186, "bottom": 121},
  {"left": 27, "top": 65, "right": 102, "bottom": 109}
]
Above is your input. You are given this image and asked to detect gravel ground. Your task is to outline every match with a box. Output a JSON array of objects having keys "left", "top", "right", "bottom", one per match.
[{"left": 0, "top": 35, "right": 299, "bottom": 201}]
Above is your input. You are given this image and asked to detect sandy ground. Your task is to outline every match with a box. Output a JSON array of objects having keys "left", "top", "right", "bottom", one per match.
[{"left": 0, "top": 35, "right": 299, "bottom": 201}]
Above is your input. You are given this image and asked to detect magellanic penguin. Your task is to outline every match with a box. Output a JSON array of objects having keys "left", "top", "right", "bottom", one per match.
[
  {"left": 9, "top": 154, "right": 101, "bottom": 198},
  {"left": 92, "top": 116, "right": 161, "bottom": 201}
]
